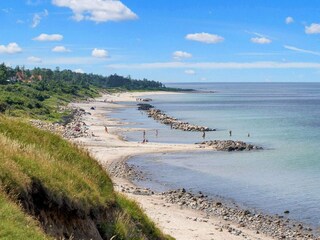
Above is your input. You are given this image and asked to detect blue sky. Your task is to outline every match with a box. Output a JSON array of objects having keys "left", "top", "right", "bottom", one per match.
[{"left": 2, "top": 0, "right": 320, "bottom": 82}]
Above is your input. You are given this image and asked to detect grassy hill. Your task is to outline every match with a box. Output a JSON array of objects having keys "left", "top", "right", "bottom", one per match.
[{"left": 0, "top": 116, "right": 173, "bottom": 240}]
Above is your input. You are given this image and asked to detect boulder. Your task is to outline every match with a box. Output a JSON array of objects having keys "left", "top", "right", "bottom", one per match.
[{"left": 196, "top": 140, "right": 262, "bottom": 151}]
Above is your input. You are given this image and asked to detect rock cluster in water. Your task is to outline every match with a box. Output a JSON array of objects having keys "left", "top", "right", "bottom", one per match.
[
  {"left": 143, "top": 107, "right": 216, "bottom": 132},
  {"left": 161, "top": 189, "right": 316, "bottom": 240},
  {"left": 137, "top": 103, "right": 154, "bottom": 111},
  {"left": 196, "top": 140, "right": 262, "bottom": 151},
  {"left": 30, "top": 108, "right": 91, "bottom": 139}
]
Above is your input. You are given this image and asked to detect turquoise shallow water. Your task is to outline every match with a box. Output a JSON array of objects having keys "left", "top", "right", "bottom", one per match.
[{"left": 111, "top": 83, "right": 320, "bottom": 226}]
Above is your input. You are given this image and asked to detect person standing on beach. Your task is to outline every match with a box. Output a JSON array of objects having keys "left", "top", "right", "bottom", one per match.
[
  {"left": 143, "top": 130, "right": 146, "bottom": 141},
  {"left": 105, "top": 126, "right": 108, "bottom": 133},
  {"left": 202, "top": 131, "right": 206, "bottom": 139},
  {"left": 229, "top": 130, "right": 232, "bottom": 137},
  {"left": 155, "top": 129, "right": 158, "bottom": 137}
]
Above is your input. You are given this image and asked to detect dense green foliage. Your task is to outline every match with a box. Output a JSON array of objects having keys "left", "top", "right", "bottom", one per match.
[
  {"left": 0, "top": 116, "right": 172, "bottom": 240},
  {"left": 0, "top": 80, "right": 99, "bottom": 120},
  {"left": 0, "top": 64, "right": 165, "bottom": 89},
  {"left": 0, "top": 64, "right": 169, "bottom": 120}
]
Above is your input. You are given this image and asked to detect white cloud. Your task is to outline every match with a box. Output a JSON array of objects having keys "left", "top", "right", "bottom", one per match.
[
  {"left": 2, "top": 8, "right": 12, "bottom": 13},
  {"left": 52, "top": 46, "right": 71, "bottom": 52},
  {"left": 27, "top": 0, "right": 43, "bottom": 5},
  {"left": 251, "top": 37, "right": 271, "bottom": 44},
  {"left": 173, "top": 51, "right": 192, "bottom": 60},
  {"left": 285, "top": 16, "right": 294, "bottom": 24},
  {"left": 185, "top": 69, "right": 196, "bottom": 75},
  {"left": 107, "top": 61, "right": 320, "bottom": 70},
  {"left": 0, "top": 42, "right": 22, "bottom": 54},
  {"left": 246, "top": 32, "right": 272, "bottom": 44},
  {"left": 246, "top": 31, "right": 263, "bottom": 37},
  {"left": 74, "top": 68, "right": 84, "bottom": 73},
  {"left": 31, "top": 9, "right": 48, "bottom": 28},
  {"left": 52, "top": 0, "right": 138, "bottom": 23},
  {"left": 185, "top": 32, "right": 224, "bottom": 44},
  {"left": 92, "top": 48, "right": 108, "bottom": 58},
  {"left": 27, "top": 56, "right": 42, "bottom": 63},
  {"left": 284, "top": 45, "right": 320, "bottom": 56},
  {"left": 305, "top": 23, "right": 320, "bottom": 34},
  {"left": 33, "top": 33, "right": 63, "bottom": 41},
  {"left": 32, "top": 14, "right": 41, "bottom": 28}
]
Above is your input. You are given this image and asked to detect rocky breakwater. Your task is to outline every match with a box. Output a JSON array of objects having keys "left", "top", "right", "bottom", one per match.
[
  {"left": 161, "top": 189, "right": 316, "bottom": 240},
  {"left": 144, "top": 107, "right": 216, "bottom": 132},
  {"left": 196, "top": 140, "right": 262, "bottom": 151},
  {"left": 30, "top": 108, "right": 91, "bottom": 139}
]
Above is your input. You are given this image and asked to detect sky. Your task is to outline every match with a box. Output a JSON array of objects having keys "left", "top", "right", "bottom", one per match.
[{"left": 2, "top": 0, "right": 320, "bottom": 82}]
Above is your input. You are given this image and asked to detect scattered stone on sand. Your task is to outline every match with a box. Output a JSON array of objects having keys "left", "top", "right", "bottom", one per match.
[
  {"left": 160, "top": 188, "right": 316, "bottom": 240},
  {"left": 118, "top": 184, "right": 154, "bottom": 196},
  {"left": 30, "top": 108, "right": 92, "bottom": 139},
  {"left": 107, "top": 161, "right": 148, "bottom": 181},
  {"left": 136, "top": 98, "right": 152, "bottom": 102}
]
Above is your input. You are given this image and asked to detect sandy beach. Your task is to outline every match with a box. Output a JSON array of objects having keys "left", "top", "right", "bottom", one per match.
[{"left": 69, "top": 91, "right": 277, "bottom": 240}]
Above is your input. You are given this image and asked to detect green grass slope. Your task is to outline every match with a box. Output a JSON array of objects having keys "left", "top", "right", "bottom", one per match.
[
  {"left": 0, "top": 191, "right": 50, "bottom": 240},
  {"left": 0, "top": 116, "right": 173, "bottom": 240},
  {"left": 0, "top": 83, "right": 99, "bottom": 121}
]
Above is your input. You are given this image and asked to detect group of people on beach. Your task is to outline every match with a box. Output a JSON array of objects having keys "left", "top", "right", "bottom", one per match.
[
  {"left": 103, "top": 124, "right": 159, "bottom": 144},
  {"left": 142, "top": 130, "right": 148, "bottom": 143},
  {"left": 200, "top": 129, "right": 249, "bottom": 140},
  {"left": 142, "top": 128, "right": 250, "bottom": 142},
  {"left": 104, "top": 126, "right": 250, "bottom": 143},
  {"left": 141, "top": 129, "right": 159, "bottom": 143},
  {"left": 104, "top": 125, "right": 250, "bottom": 143},
  {"left": 229, "top": 130, "right": 250, "bottom": 138}
]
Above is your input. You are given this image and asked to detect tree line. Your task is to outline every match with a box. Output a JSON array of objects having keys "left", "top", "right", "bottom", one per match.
[
  {"left": 0, "top": 63, "right": 168, "bottom": 119},
  {"left": 0, "top": 63, "right": 165, "bottom": 90}
]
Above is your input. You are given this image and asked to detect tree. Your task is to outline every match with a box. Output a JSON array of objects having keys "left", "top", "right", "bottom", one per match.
[{"left": 0, "top": 64, "right": 8, "bottom": 84}]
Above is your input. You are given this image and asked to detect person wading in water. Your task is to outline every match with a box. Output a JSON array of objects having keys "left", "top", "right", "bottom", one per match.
[{"left": 142, "top": 130, "right": 146, "bottom": 143}]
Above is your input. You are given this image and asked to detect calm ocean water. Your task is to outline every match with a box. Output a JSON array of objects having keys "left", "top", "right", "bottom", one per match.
[{"left": 111, "top": 83, "right": 320, "bottom": 226}]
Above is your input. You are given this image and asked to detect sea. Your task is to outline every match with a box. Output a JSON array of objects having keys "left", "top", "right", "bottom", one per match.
[{"left": 110, "top": 82, "right": 320, "bottom": 227}]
